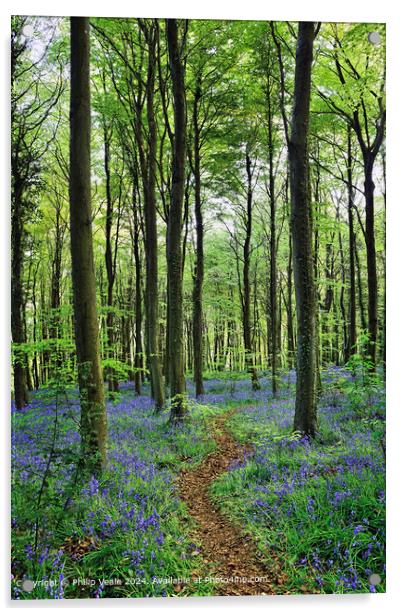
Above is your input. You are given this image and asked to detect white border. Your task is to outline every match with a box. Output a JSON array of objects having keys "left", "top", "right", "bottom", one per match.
[{"left": 1, "top": 1, "right": 401, "bottom": 614}]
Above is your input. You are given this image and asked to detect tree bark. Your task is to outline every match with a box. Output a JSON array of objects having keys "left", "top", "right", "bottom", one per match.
[
  {"left": 11, "top": 179, "right": 28, "bottom": 410},
  {"left": 191, "top": 77, "right": 205, "bottom": 396},
  {"left": 346, "top": 125, "right": 357, "bottom": 360},
  {"left": 267, "top": 82, "right": 278, "bottom": 395},
  {"left": 381, "top": 150, "right": 386, "bottom": 377},
  {"left": 312, "top": 155, "right": 322, "bottom": 395},
  {"left": 132, "top": 194, "right": 143, "bottom": 396},
  {"left": 69, "top": 16, "right": 107, "bottom": 472},
  {"left": 11, "top": 25, "right": 28, "bottom": 410},
  {"left": 49, "top": 202, "right": 64, "bottom": 361},
  {"left": 289, "top": 22, "right": 317, "bottom": 437},
  {"left": 103, "top": 123, "right": 119, "bottom": 392},
  {"left": 32, "top": 268, "right": 40, "bottom": 390},
  {"left": 286, "top": 228, "right": 295, "bottom": 367},
  {"left": 166, "top": 19, "right": 187, "bottom": 421},
  {"left": 363, "top": 156, "right": 378, "bottom": 370},
  {"left": 355, "top": 239, "right": 367, "bottom": 333},
  {"left": 243, "top": 153, "right": 260, "bottom": 391},
  {"left": 322, "top": 241, "right": 334, "bottom": 364},
  {"left": 338, "top": 210, "right": 348, "bottom": 362},
  {"left": 142, "top": 24, "right": 165, "bottom": 411}
]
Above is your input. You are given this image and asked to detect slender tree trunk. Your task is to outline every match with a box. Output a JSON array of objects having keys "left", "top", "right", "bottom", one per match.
[
  {"left": 24, "top": 301, "right": 33, "bottom": 391},
  {"left": 11, "top": 181, "right": 28, "bottom": 409},
  {"left": 277, "top": 278, "right": 282, "bottom": 364},
  {"left": 141, "top": 25, "right": 165, "bottom": 411},
  {"left": 32, "top": 272, "right": 40, "bottom": 389},
  {"left": 312, "top": 156, "right": 322, "bottom": 395},
  {"left": 133, "top": 197, "right": 143, "bottom": 396},
  {"left": 192, "top": 78, "right": 205, "bottom": 396},
  {"left": 363, "top": 155, "right": 378, "bottom": 370},
  {"left": 243, "top": 153, "right": 260, "bottom": 391},
  {"left": 163, "top": 285, "right": 170, "bottom": 387},
  {"left": 267, "top": 82, "right": 278, "bottom": 395},
  {"left": 122, "top": 304, "right": 132, "bottom": 376},
  {"left": 354, "top": 240, "right": 367, "bottom": 334},
  {"left": 322, "top": 241, "right": 334, "bottom": 364},
  {"left": 346, "top": 126, "right": 357, "bottom": 360},
  {"left": 49, "top": 205, "right": 63, "bottom": 375},
  {"left": 284, "top": 176, "right": 295, "bottom": 369},
  {"left": 338, "top": 218, "right": 348, "bottom": 363},
  {"left": 103, "top": 124, "right": 119, "bottom": 392},
  {"left": 333, "top": 300, "right": 340, "bottom": 365},
  {"left": 11, "top": 23, "right": 29, "bottom": 409},
  {"left": 166, "top": 19, "right": 187, "bottom": 421},
  {"left": 381, "top": 150, "right": 386, "bottom": 377},
  {"left": 69, "top": 16, "right": 107, "bottom": 472},
  {"left": 287, "top": 229, "right": 295, "bottom": 367},
  {"left": 289, "top": 22, "right": 317, "bottom": 437}
]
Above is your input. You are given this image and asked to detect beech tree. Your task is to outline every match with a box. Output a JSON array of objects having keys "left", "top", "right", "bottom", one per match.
[
  {"left": 69, "top": 16, "right": 107, "bottom": 471},
  {"left": 190, "top": 74, "right": 205, "bottom": 396},
  {"left": 289, "top": 22, "right": 318, "bottom": 436},
  {"left": 166, "top": 18, "right": 187, "bottom": 421}
]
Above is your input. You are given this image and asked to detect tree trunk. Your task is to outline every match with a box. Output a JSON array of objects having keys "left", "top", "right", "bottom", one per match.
[
  {"left": 32, "top": 272, "right": 40, "bottom": 389},
  {"left": 141, "top": 25, "right": 165, "bottom": 411},
  {"left": 322, "top": 241, "right": 334, "bottom": 364},
  {"left": 346, "top": 126, "right": 357, "bottom": 360},
  {"left": 11, "top": 21, "right": 29, "bottom": 408},
  {"left": 11, "top": 180, "right": 28, "bottom": 410},
  {"left": 166, "top": 19, "right": 187, "bottom": 421},
  {"left": 354, "top": 239, "right": 367, "bottom": 334},
  {"left": 11, "top": 28, "right": 28, "bottom": 407},
  {"left": 49, "top": 203, "right": 63, "bottom": 374},
  {"left": 363, "top": 156, "right": 378, "bottom": 370},
  {"left": 103, "top": 124, "right": 119, "bottom": 392},
  {"left": 192, "top": 78, "right": 205, "bottom": 396},
  {"left": 312, "top": 156, "right": 322, "bottom": 395},
  {"left": 381, "top": 150, "right": 386, "bottom": 377},
  {"left": 122, "top": 290, "right": 132, "bottom": 377},
  {"left": 289, "top": 22, "right": 317, "bottom": 437},
  {"left": 286, "top": 229, "right": 295, "bottom": 367},
  {"left": 267, "top": 79, "right": 278, "bottom": 395},
  {"left": 133, "top": 196, "right": 143, "bottom": 396},
  {"left": 243, "top": 153, "right": 260, "bottom": 391},
  {"left": 69, "top": 16, "right": 107, "bottom": 472}
]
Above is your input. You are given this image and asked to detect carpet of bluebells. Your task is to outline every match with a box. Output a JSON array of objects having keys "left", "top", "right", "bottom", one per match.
[
  {"left": 210, "top": 367, "right": 386, "bottom": 594},
  {"left": 11, "top": 383, "right": 220, "bottom": 599},
  {"left": 11, "top": 366, "right": 385, "bottom": 599}
]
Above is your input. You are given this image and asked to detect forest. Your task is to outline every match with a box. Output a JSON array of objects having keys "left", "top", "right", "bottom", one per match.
[{"left": 11, "top": 16, "right": 385, "bottom": 599}]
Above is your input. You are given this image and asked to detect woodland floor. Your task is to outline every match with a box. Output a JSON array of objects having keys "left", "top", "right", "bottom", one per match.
[{"left": 11, "top": 368, "right": 386, "bottom": 599}]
